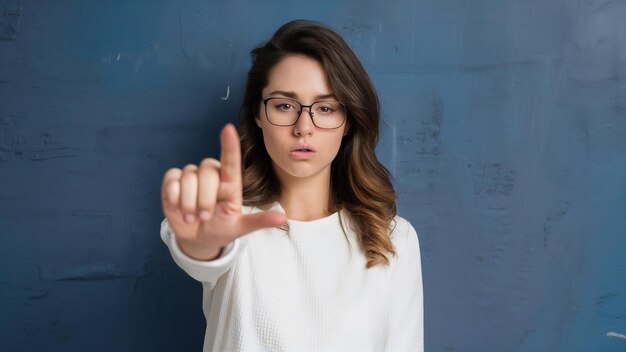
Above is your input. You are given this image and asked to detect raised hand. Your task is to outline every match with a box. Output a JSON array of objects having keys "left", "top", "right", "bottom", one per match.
[{"left": 161, "top": 124, "right": 287, "bottom": 260}]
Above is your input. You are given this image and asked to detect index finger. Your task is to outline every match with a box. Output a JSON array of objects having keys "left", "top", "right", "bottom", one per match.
[{"left": 219, "top": 123, "right": 242, "bottom": 188}]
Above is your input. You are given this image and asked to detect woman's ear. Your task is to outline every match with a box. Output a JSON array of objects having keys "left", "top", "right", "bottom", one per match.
[
  {"left": 255, "top": 116, "right": 262, "bottom": 128},
  {"left": 342, "top": 120, "right": 351, "bottom": 136}
]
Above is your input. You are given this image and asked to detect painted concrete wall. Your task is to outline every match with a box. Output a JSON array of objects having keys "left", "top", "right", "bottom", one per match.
[{"left": 1, "top": 0, "right": 624, "bottom": 351}]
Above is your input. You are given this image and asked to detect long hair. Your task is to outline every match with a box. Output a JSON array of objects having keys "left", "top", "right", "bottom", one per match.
[{"left": 239, "top": 20, "right": 397, "bottom": 268}]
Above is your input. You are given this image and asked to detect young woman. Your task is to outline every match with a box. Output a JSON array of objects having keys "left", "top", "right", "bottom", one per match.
[{"left": 160, "top": 20, "right": 423, "bottom": 351}]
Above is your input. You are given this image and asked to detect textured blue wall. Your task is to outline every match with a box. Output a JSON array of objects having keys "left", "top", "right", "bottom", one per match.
[{"left": 1, "top": 0, "right": 625, "bottom": 351}]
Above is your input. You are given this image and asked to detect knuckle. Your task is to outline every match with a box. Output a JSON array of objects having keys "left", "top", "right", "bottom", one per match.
[
  {"left": 164, "top": 167, "right": 181, "bottom": 176},
  {"left": 162, "top": 181, "right": 179, "bottom": 206},
  {"left": 200, "top": 158, "right": 221, "bottom": 169},
  {"left": 163, "top": 179, "right": 176, "bottom": 196},
  {"left": 180, "top": 169, "right": 198, "bottom": 182},
  {"left": 163, "top": 168, "right": 182, "bottom": 182},
  {"left": 182, "top": 164, "right": 198, "bottom": 172}
]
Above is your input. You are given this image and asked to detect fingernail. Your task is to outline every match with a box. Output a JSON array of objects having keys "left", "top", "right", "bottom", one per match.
[
  {"left": 184, "top": 214, "right": 196, "bottom": 223},
  {"left": 199, "top": 211, "right": 211, "bottom": 221}
]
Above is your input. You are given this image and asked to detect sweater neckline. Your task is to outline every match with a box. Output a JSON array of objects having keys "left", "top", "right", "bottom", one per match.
[{"left": 269, "top": 202, "right": 340, "bottom": 231}]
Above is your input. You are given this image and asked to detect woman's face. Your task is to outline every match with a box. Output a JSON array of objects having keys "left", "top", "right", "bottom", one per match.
[{"left": 256, "top": 54, "right": 348, "bottom": 185}]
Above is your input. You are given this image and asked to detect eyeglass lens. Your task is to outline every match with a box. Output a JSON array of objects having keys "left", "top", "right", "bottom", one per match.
[{"left": 265, "top": 98, "right": 345, "bottom": 129}]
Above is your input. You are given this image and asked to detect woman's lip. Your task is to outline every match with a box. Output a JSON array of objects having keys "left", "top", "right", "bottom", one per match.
[
  {"left": 292, "top": 144, "right": 316, "bottom": 152},
  {"left": 289, "top": 150, "right": 317, "bottom": 159}
]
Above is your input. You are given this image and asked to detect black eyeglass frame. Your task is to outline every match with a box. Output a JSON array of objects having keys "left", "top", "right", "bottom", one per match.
[{"left": 262, "top": 97, "right": 348, "bottom": 129}]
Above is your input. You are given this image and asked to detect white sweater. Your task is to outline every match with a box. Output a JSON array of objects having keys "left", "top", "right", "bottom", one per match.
[{"left": 160, "top": 203, "right": 424, "bottom": 351}]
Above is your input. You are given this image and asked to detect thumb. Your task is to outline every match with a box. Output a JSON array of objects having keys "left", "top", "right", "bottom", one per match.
[{"left": 236, "top": 211, "right": 287, "bottom": 236}]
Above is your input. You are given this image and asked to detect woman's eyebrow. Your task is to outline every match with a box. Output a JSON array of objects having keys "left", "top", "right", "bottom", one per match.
[
  {"left": 315, "top": 93, "right": 336, "bottom": 100},
  {"left": 267, "top": 90, "right": 336, "bottom": 100}
]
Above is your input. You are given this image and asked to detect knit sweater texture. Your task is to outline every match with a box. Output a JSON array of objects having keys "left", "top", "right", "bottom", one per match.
[{"left": 160, "top": 203, "right": 423, "bottom": 351}]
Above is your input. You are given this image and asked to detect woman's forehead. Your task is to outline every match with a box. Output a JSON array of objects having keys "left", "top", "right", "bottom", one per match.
[{"left": 263, "top": 55, "right": 333, "bottom": 100}]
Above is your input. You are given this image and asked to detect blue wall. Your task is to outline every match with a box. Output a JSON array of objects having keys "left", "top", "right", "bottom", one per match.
[{"left": 1, "top": 0, "right": 625, "bottom": 351}]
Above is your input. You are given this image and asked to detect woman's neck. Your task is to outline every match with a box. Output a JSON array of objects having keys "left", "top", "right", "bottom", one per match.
[{"left": 276, "top": 170, "right": 333, "bottom": 221}]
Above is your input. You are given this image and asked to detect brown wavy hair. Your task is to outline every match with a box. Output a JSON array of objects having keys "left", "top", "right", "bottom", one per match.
[{"left": 239, "top": 20, "right": 397, "bottom": 268}]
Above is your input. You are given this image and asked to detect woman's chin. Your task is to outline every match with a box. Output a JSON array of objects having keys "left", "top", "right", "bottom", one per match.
[{"left": 274, "top": 163, "right": 331, "bottom": 182}]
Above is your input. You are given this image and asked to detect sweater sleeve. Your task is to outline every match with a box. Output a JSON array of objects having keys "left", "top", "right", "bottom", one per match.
[
  {"left": 385, "top": 220, "right": 424, "bottom": 351},
  {"left": 160, "top": 217, "right": 240, "bottom": 288}
]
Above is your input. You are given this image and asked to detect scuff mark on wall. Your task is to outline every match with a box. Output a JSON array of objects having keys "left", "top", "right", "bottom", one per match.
[
  {"left": 468, "top": 162, "right": 515, "bottom": 196},
  {"left": 607, "top": 331, "right": 626, "bottom": 339},
  {"left": 596, "top": 292, "right": 619, "bottom": 305},
  {"left": 221, "top": 85, "right": 230, "bottom": 100},
  {"left": 26, "top": 288, "right": 50, "bottom": 301},
  {"left": 341, "top": 18, "right": 381, "bottom": 36},
  {"left": 543, "top": 200, "right": 571, "bottom": 247},
  {"left": 397, "top": 93, "right": 444, "bottom": 156},
  {"left": 0, "top": 128, "right": 78, "bottom": 161},
  {"left": 0, "top": 0, "right": 21, "bottom": 41},
  {"left": 178, "top": 6, "right": 193, "bottom": 63},
  {"left": 38, "top": 263, "right": 152, "bottom": 282}
]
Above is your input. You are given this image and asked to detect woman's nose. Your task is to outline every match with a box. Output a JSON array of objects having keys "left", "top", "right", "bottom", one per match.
[{"left": 293, "top": 107, "right": 314, "bottom": 136}]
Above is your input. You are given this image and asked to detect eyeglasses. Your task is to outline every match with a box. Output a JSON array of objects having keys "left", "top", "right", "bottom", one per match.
[{"left": 262, "top": 97, "right": 347, "bottom": 129}]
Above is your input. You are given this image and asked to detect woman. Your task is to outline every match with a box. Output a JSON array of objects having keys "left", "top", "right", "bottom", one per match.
[{"left": 160, "top": 20, "right": 423, "bottom": 351}]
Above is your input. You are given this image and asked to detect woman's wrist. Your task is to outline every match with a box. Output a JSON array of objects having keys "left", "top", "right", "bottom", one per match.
[{"left": 177, "top": 238, "right": 224, "bottom": 261}]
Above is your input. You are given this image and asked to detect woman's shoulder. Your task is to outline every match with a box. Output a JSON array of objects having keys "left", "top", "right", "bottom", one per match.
[
  {"left": 390, "top": 214, "right": 417, "bottom": 237},
  {"left": 389, "top": 214, "right": 421, "bottom": 255}
]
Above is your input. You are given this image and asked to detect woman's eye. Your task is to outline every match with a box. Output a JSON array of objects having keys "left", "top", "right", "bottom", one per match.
[{"left": 277, "top": 104, "right": 292, "bottom": 110}]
